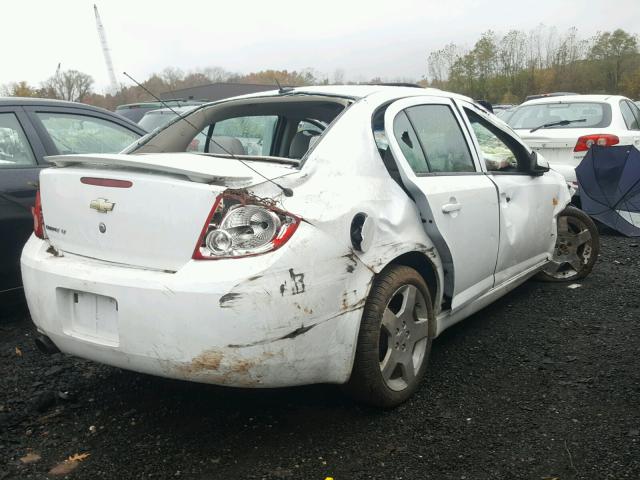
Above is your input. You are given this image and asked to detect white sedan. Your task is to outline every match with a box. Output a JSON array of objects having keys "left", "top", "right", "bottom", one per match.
[
  {"left": 506, "top": 94, "right": 640, "bottom": 193},
  {"left": 21, "top": 86, "right": 599, "bottom": 407}
]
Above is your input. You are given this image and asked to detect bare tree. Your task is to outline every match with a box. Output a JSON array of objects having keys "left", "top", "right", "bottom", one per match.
[
  {"left": 42, "top": 70, "right": 94, "bottom": 101},
  {"left": 160, "top": 67, "right": 185, "bottom": 90},
  {"left": 203, "top": 66, "right": 233, "bottom": 83},
  {"left": 499, "top": 30, "right": 527, "bottom": 78},
  {"left": 332, "top": 68, "right": 346, "bottom": 84},
  {"left": 427, "top": 43, "right": 460, "bottom": 84}
]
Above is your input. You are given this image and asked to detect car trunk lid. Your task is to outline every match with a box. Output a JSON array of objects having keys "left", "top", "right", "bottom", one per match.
[
  {"left": 515, "top": 129, "right": 584, "bottom": 167},
  {"left": 40, "top": 153, "right": 295, "bottom": 271}
]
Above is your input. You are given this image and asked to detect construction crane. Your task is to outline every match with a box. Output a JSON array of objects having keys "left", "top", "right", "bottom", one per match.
[{"left": 93, "top": 4, "right": 118, "bottom": 94}]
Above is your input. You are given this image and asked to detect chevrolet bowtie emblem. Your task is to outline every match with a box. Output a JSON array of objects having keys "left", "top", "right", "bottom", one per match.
[{"left": 90, "top": 198, "right": 115, "bottom": 213}]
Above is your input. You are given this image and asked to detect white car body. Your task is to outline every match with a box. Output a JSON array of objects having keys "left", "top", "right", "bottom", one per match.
[
  {"left": 21, "top": 86, "right": 570, "bottom": 389},
  {"left": 508, "top": 95, "right": 640, "bottom": 189}
]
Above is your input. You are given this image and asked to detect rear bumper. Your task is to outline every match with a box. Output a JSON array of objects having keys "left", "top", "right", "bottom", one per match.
[{"left": 21, "top": 236, "right": 371, "bottom": 387}]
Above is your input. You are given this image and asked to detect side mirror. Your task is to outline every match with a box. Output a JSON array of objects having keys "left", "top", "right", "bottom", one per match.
[{"left": 528, "top": 150, "right": 549, "bottom": 175}]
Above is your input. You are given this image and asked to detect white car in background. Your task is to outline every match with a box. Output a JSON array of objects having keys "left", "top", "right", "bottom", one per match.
[
  {"left": 506, "top": 95, "right": 640, "bottom": 196},
  {"left": 21, "top": 86, "right": 599, "bottom": 408}
]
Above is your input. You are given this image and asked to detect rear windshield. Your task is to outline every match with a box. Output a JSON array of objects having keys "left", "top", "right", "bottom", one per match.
[{"left": 507, "top": 102, "right": 611, "bottom": 129}]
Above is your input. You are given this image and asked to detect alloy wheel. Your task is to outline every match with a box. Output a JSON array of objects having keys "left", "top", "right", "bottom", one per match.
[
  {"left": 378, "top": 284, "right": 430, "bottom": 391},
  {"left": 543, "top": 215, "right": 594, "bottom": 279}
]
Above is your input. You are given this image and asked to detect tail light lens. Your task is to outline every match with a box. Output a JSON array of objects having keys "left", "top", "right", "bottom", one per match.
[
  {"left": 32, "top": 190, "right": 46, "bottom": 239},
  {"left": 574, "top": 134, "right": 619, "bottom": 152},
  {"left": 193, "top": 193, "right": 300, "bottom": 260}
]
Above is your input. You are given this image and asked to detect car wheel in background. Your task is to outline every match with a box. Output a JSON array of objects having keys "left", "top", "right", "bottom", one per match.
[
  {"left": 346, "top": 265, "right": 434, "bottom": 408},
  {"left": 537, "top": 206, "right": 600, "bottom": 282}
]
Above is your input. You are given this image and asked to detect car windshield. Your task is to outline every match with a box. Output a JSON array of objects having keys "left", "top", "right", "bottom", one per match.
[{"left": 507, "top": 102, "right": 611, "bottom": 130}]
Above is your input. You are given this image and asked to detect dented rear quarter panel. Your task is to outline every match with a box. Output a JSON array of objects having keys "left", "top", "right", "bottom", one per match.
[{"left": 274, "top": 96, "right": 445, "bottom": 307}]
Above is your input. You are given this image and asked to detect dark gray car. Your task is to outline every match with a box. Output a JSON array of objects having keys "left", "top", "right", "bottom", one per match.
[{"left": 0, "top": 98, "right": 146, "bottom": 297}]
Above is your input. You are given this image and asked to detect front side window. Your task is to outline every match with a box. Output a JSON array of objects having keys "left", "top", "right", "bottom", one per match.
[
  {"left": 507, "top": 102, "right": 611, "bottom": 130},
  {"left": 404, "top": 105, "right": 475, "bottom": 173},
  {"left": 465, "top": 108, "right": 528, "bottom": 172},
  {"left": 0, "top": 113, "right": 36, "bottom": 168},
  {"left": 211, "top": 115, "right": 278, "bottom": 156},
  {"left": 36, "top": 112, "right": 140, "bottom": 154},
  {"left": 465, "top": 110, "right": 517, "bottom": 171}
]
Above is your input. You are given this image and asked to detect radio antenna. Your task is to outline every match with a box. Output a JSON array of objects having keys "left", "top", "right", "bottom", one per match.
[{"left": 274, "top": 78, "right": 293, "bottom": 94}]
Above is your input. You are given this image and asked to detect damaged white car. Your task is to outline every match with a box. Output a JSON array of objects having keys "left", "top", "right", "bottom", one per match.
[{"left": 21, "top": 86, "right": 599, "bottom": 407}]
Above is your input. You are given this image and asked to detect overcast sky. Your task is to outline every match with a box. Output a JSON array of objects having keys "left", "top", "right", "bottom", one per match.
[{"left": 2, "top": 0, "right": 639, "bottom": 92}]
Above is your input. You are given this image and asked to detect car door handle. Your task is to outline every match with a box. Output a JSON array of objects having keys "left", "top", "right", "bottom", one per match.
[{"left": 442, "top": 202, "right": 462, "bottom": 214}]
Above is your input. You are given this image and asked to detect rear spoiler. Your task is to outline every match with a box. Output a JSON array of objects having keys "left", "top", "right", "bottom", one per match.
[{"left": 45, "top": 153, "right": 294, "bottom": 187}]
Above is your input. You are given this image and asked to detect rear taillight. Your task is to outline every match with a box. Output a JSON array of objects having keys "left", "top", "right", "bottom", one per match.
[
  {"left": 32, "top": 190, "right": 45, "bottom": 239},
  {"left": 574, "top": 134, "right": 619, "bottom": 152},
  {"left": 193, "top": 193, "right": 300, "bottom": 260}
]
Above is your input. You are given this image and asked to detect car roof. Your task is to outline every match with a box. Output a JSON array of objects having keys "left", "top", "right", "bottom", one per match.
[
  {"left": 143, "top": 106, "right": 198, "bottom": 115},
  {"left": 0, "top": 96, "right": 135, "bottom": 116},
  {"left": 201, "top": 85, "right": 475, "bottom": 107},
  {"left": 116, "top": 100, "right": 205, "bottom": 109},
  {"left": 0, "top": 96, "right": 107, "bottom": 109},
  {"left": 0, "top": 97, "right": 146, "bottom": 133},
  {"left": 520, "top": 94, "right": 628, "bottom": 106}
]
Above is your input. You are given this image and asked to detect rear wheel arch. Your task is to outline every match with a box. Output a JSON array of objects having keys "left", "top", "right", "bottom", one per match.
[
  {"left": 386, "top": 251, "right": 440, "bottom": 311},
  {"left": 346, "top": 264, "right": 435, "bottom": 407}
]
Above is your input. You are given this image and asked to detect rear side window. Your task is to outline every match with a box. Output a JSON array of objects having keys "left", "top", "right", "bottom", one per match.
[
  {"left": 507, "top": 102, "right": 611, "bottom": 130},
  {"left": 0, "top": 113, "right": 36, "bottom": 168},
  {"left": 630, "top": 102, "right": 640, "bottom": 128},
  {"left": 404, "top": 105, "right": 475, "bottom": 173},
  {"left": 620, "top": 101, "right": 640, "bottom": 130},
  {"left": 393, "top": 111, "right": 428, "bottom": 173},
  {"left": 36, "top": 112, "right": 140, "bottom": 154}
]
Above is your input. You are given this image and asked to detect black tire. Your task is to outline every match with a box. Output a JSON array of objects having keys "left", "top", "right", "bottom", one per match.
[
  {"left": 536, "top": 205, "right": 600, "bottom": 282},
  {"left": 345, "top": 265, "right": 434, "bottom": 408}
]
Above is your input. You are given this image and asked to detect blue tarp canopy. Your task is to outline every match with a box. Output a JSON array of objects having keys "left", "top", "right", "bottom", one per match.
[{"left": 576, "top": 145, "right": 640, "bottom": 237}]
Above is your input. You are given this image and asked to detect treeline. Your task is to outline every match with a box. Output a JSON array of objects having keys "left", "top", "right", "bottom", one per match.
[
  {"left": 427, "top": 26, "right": 640, "bottom": 103},
  {"left": 1, "top": 67, "right": 358, "bottom": 111}
]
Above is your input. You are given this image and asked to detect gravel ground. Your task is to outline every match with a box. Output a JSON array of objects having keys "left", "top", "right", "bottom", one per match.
[{"left": 1, "top": 234, "right": 638, "bottom": 480}]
